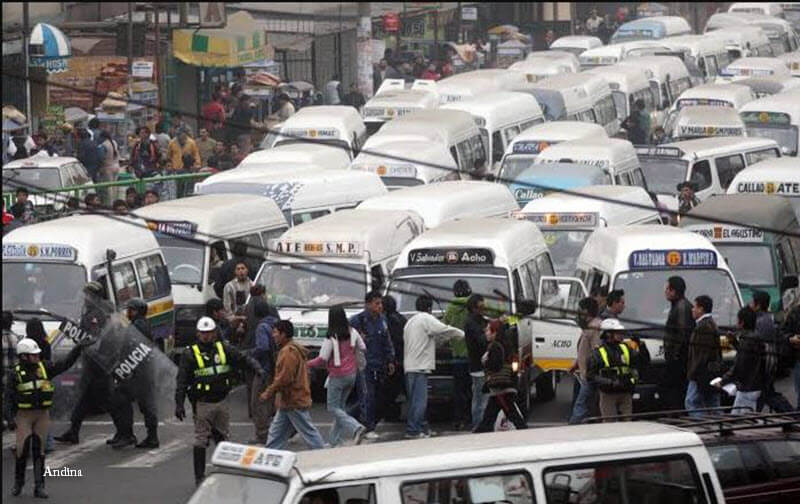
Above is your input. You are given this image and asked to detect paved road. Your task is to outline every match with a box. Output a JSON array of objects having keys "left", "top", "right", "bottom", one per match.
[{"left": 2, "top": 375, "right": 795, "bottom": 503}]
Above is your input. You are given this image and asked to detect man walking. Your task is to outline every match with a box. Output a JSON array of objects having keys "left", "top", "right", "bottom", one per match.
[
  {"left": 715, "top": 307, "right": 764, "bottom": 414},
  {"left": 260, "top": 320, "right": 326, "bottom": 450},
  {"left": 249, "top": 299, "right": 279, "bottom": 444},
  {"left": 568, "top": 297, "right": 602, "bottom": 424},
  {"left": 442, "top": 280, "right": 472, "bottom": 429},
  {"left": 175, "top": 317, "right": 263, "bottom": 485},
  {"left": 752, "top": 290, "right": 793, "bottom": 412},
  {"left": 685, "top": 295, "right": 721, "bottom": 416},
  {"left": 403, "top": 295, "right": 464, "bottom": 438},
  {"left": 350, "top": 291, "right": 396, "bottom": 437},
  {"left": 465, "top": 294, "right": 489, "bottom": 430},
  {"left": 663, "top": 276, "right": 695, "bottom": 410},
  {"left": 587, "top": 319, "right": 649, "bottom": 421}
]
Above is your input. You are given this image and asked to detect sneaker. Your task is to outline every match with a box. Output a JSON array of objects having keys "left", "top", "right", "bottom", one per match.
[
  {"left": 363, "top": 431, "right": 380, "bottom": 440},
  {"left": 404, "top": 432, "right": 426, "bottom": 439},
  {"left": 353, "top": 427, "right": 366, "bottom": 445},
  {"left": 111, "top": 435, "right": 137, "bottom": 449}
]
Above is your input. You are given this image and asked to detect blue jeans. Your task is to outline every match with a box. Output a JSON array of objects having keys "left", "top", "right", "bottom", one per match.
[
  {"left": 405, "top": 372, "right": 429, "bottom": 435},
  {"left": 794, "top": 361, "right": 800, "bottom": 410},
  {"left": 471, "top": 375, "right": 489, "bottom": 431},
  {"left": 732, "top": 390, "right": 761, "bottom": 415},
  {"left": 327, "top": 374, "right": 363, "bottom": 446},
  {"left": 569, "top": 378, "right": 596, "bottom": 424},
  {"left": 266, "top": 409, "right": 325, "bottom": 450},
  {"left": 685, "top": 380, "right": 720, "bottom": 417},
  {"left": 346, "top": 370, "right": 368, "bottom": 424}
]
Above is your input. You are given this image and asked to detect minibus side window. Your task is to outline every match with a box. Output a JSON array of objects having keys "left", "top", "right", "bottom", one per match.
[
  {"left": 261, "top": 227, "right": 288, "bottom": 247},
  {"left": 503, "top": 125, "right": 521, "bottom": 145},
  {"left": 237, "top": 233, "right": 265, "bottom": 262},
  {"left": 370, "top": 265, "right": 385, "bottom": 291},
  {"left": 632, "top": 168, "right": 647, "bottom": 188},
  {"left": 492, "top": 130, "right": 505, "bottom": 163},
  {"left": 111, "top": 262, "right": 141, "bottom": 304},
  {"left": 135, "top": 254, "right": 170, "bottom": 300},
  {"left": 715, "top": 154, "right": 746, "bottom": 190},
  {"left": 705, "top": 55, "right": 719, "bottom": 77},
  {"left": 594, "top": 95, "right": 618, "bottom": 128},
  {"left": 745, "top": 148, "right": 779, "bottom": 165},
  {"left": 401, "top": 470, "right": 535, "bottom": 504},
  {"left": 543, "top": 455, "right": 707, "bottom": 504},
  {"left": 300, "top": 483, "right": 377, "bottom": 504},
  {"left": 292, "top": 209, "right": 330, "bottom": 226},
  {"left": 689, "top": 160, "right": 712, "bottom": 191},
  {"left": 517, "top": 263, "right": 536, "bottom": 300},
  {"left": 209, "top": 241, "right": 227, "bottom": 285}
]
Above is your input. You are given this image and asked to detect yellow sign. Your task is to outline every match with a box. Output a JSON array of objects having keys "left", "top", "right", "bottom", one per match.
[
  {"left": 172, "top": 11, "right": 273, "bottom": 68},
  {"left": 666, "top": 251, "right": 682, "bottom": 267}
]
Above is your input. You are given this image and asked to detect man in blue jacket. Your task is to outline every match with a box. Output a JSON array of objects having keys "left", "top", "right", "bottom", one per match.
[
  {"left": 350, "top": 291, "right": 396, "bottom": 438},
  {"left": 250, "top": 299, "right": 279, "bottom": 444}
]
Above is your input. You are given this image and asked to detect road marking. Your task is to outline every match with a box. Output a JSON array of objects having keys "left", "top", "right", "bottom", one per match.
[
  {"left": 109, "top": 439, "right": 185, "bottom": 468},
  {"left": 35, "top": 434, "right": 108, "bottom": 470}
]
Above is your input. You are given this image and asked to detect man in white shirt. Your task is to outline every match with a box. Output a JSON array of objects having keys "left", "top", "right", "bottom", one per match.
[
  {"left": 403, "top": 295, "right": 464, "bottom": 438},
  {"left": 223, "top": 262, "right": 254, "bottom": 316}
]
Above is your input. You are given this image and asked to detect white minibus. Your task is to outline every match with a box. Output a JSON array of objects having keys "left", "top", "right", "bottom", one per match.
[
  {"left": 266, "top": 105, "right": 367, "bottom": 159},
  {"left": 740, "top": 89, "right": 800, "bottom": 155},
  {"left": 611, "top": 16, "right": 692, "bottom": 44},
  {"left": 550, "top": 35, "right": 603, "bottom": 56},
  {"left": 361, "top": 79, "right": 439, "bottom": 136},
  {"left": 528, "top": 73, "right": 619, "bottom": 135}
]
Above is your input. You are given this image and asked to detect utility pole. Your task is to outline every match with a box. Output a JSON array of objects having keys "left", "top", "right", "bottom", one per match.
[
  {"left": 23, "top": 2, "right": 31, "bottom": 134},
  {"left": 154, "top": 5, "right": 161, "bottom": 108},
  {"left": 457, "top": 2, "right": 463, "bottom": 43},
  {"left": 356, "top": 2, "right": 374, "bottom": 98},
  {"left": 128, "top": 2, "right": 134, "bottom": 95},
  {"left": 179, "top": 2, "right": 188, "bottom": 28}
]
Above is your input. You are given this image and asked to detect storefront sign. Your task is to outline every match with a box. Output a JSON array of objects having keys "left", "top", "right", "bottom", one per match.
[
  {"left": 131, "top": 61, "right": 154, "bottom": 79},
  {"left": 408, "top": 248, "right": 494, "bottom": 266},
  {"left": 462, "top": 6, "right": 478, "bottom": 21},
  {"left": 629, "top": 249, "right": 718, "bottom": 270}
]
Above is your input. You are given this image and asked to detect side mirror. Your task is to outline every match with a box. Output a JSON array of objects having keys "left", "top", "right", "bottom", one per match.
[{"left": 516, "top": 299, "right": 537, "bottom": 316}]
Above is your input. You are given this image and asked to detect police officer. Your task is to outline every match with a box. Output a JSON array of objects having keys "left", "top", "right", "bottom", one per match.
[
  {"left": 55, "top": 281, "right": 115, "bottom": 445},
  {"left": 108, "top": 298, "right": 160, "bottom": 449},
  {"left": 6, "top": 338, "right": 83, "bottom": 498},
  {"left": 175, "top": 316, "right": 263, "bottom": 485},
  {"left": 586, "top": 319, "right": 650, "bottom": 421}
]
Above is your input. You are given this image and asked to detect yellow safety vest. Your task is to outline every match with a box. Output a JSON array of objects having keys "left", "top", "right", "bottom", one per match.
[
  {"left": 191, "top": 342, "right": 232, "bottom": 397},
  {"left": 15, "top": 362, "right": 54, "bottom": 409},
  {"left": 597, "top": 343, "right": 636, "bottom": 387}
]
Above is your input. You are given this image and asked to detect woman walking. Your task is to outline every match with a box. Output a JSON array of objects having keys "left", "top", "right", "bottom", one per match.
[
  {"left": 97, "top": 130, "right": 121, "bottom": 204},
  {"left": 473, "top": 319, "right": 528, "bottom": 432},
  {"left": 307, "top": 306, "right": 367, "bottom": 446}
]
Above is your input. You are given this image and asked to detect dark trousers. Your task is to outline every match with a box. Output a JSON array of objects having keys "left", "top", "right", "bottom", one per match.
[
  {"left": 364, "top": 368, "right": 386, "bottom": 431},
  {"left": 110, "top": 377, "right": 158, "bottom": 437},
  {"left": 69, "top": 366, "right": 113, "bottom": 432},
  {"left": 383, "top": 365, "right": 405, "bottom": 422},
  {"left": 452, "top": 360, "right": 472, "bottom": 424},
  {"left": 474, "top": 392, "right": 528, "bottom": 432},
  {"left": 759, "top": 382, "right": 794, "bottom": 413},
  {"left": 660, "top": 360, "right": 687, "bottom": 410}
]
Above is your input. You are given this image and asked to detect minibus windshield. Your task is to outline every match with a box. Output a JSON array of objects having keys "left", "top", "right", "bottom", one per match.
[
  {"left": 3, "top": 262, "right": 86, "bottom": 321},
  {"left": 390, "top": 267, "right": 512, "bottom": 314},
  {"left": 716, "top": 243, "right": 776, "bottom": 287},
  {"left": 258, "top": 262, "right": 366, "bottom": 308},
  {"left": 156, "top": 235, "right": 205, "bottom": 285},
  {"left": 542, "top": 230, "right": 593, "bottom": 275},
  {"left": 640, "top": 158, "right": 689, "bottom": 194},
  {"left": 614, "top": 268, "right": 740, "bottom": 328},
  {"left": 187, "top": 473, "right": 287, "bottom": 504},
  {"left": 499, "top": 155, "right": 537, "bottom": 181}
]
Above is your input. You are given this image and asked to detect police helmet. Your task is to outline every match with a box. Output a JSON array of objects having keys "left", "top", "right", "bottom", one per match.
[
  {"left": 17, "top": 338, "right": 42, "bottom": 355},
  {"left": 126, "top": 298, "right": 148, "bottom": 318},
  {"left": 83, "top": 281, "right": 104, "bottom": 295}
]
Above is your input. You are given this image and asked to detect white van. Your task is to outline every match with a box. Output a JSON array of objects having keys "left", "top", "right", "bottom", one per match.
[
  {"left": 195, "top": 424, "right": 726, "bottom": 504},
  {"left": 617, "top": 56, "right": 693, "bottom": 114},
  {"left": 730, "top": 2, "right": 786, "bottom": 18},
  {"left": 443, "top": 91, "right": 545, "bottom": 172},
  {"left": 256, "top": 209, "right": 423, "bottom": 349},
  {"left": 710, "top": 11, "right": 799, "bottom": 53},
  {"left": 3, "top": 214, "right": 175, "bottom": 342},
  {"left": 717, "top": 56, "right": 792, "bottom": 82},
  {"left": 575, "top": 226, "right": 743, "bottom": 388},
  {"left": 519, "top": 185, "right": 663, "bottom": 276},
  {"left": 435, "top": 69, "right": 527, "bottom": 104},
  {"left": 196, "top": 169, "right": 387, "bottom": 225},
  {"left": 585, "top": 64, "right": 659, "bottom": 127},
  {"left": 361, "top": 79, "right": 439, "bottom": 136},
  {"left": 727, "top": 157, "right": 800, "bottom": 215},
  {"left": 535, "top": 137, "right": 647, "bottom": 188},
  {"left": 357, "top": 181, "right": 519, "bottom": 229},
  {"left": 660, "top": 34, "right": 732, "bottom": 81},
  {"left": 363, "top": 109, "right": 488, "bottom": 178},
  {"left": 671, "top": 83, "right": 755, "bottom": 111},
  {"left": 134, "top": 194, "right": 288, "bottom": 342},
  {"left": 611, "top": 16, "right": 692, "bottom": 44},
  {"left": 667, "top": 105, "right": 747, "bottom": 141},
  {"left": 389, "top": 217, "right": 553, "bottom": 412},
  {"left": 578, "top": 41, "right": 673, "bottom": 69},
  {"left": 267, "top": 106, "right": 367, "bottom": 159},
  {"left": 508, "top": 56, "right": 576, "bottom": 83},
  {"left": 735, "top": 75, "right": 800, "bottom": 98},
  {"left": 350, "top": 139, "right": 459, "bottom": 189},
  {"left": 706, "top": 26, "right": 776, "bottom": 60},
  {"left": 528, "top": 73, "right": 619, "bottom": 135},
  {"left": 525, "top": 50, "right": 582, "bottom": 72},
  {"left": 550, "top": 35, "right": 603, "bottom": 56},
  {"left": 238, "top": 143, "right": 351, "bottom": 171},
  {"left": 739, "top": 88, "right": 800, "bottom": 155},
  {"left": 636, "top": 137, "right": 783, "bottom": 212}
]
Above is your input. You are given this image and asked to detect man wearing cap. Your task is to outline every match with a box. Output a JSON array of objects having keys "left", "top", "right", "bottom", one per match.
[
  {"left": 175, "top": 316, "right": 263, "bottom": 485},
  {"left": 587, "top": 319, "right": 650, "bottom": 421},
  {"left": 6, "top": 338, "right": 84, "bottom": 498}
]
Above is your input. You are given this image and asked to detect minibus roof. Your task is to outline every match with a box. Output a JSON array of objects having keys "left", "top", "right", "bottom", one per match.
[
  {"left": 725, "top": 57, "right": 791, "bottom": 74},
  {"left": 396, "top": 217, "right": 548, "bottom": 270},
  {"left": 616, "top": 55, "right": 690, "bottom": 80},
  {"left": 585, "top": 64, "right": 651, "bottom": 91},
  {"left": 727, "top": 157, "right": 800, "bottom": 194},
  {"left": 280, "top": 105, "right": 365, "bottom": 135},
  {"left": 674, "top": 105, "right": 745, "bottom": 128},
  {"left": 3, "top": 214, "right": 160, "bottom": 265},
  {"left": 375, "top": 109, "right": 477, "bottom": 144},
  {"left": 267, "top": 209, "right": 422, "bottom": 263},
  {"left": 357, "top": 181, "right": 518, "bottom": 229},
  {"left": 134, "top": 194, "right": 287, "bottom": 237},
  {"left": 551, "top": 35, "right": 603, "bottom": 50},
  {"left": 681, "top": 193, "right": 799, "bottom": 232},
  {"left": 535, "top": 138, "right": 638, "bottom": 167},
  {"left": 659, "top": 136, "right": 780, "bottom": 157},
  {"left": 508, "top": 121, "right": 607, "bottom": 149},
  {"left": 352, "top": 139, "right": 457, "bottom": 171},
  {"left": 441, "top": 91, "right": 544, "bottom": 126},
  {"left": 739, "top": 88, "right": 800, "bottom": 118},
  {"left": 521, "top": 185, "right": 659, "bottom": 223},
  {"left": 238, "top": 143, "right": 351, "bottom": 170},
  {"left": 676, "top": 83, "right": 754, "bottom": 108}
]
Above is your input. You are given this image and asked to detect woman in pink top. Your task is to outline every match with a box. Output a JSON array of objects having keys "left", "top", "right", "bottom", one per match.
[{"left": 308, "top": 306, "right": 367, "bottom": 446}]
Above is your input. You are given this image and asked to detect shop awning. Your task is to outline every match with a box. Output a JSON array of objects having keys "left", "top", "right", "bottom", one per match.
[
  {"left": 29, "top": 23, "right": 72, "bottom": 73},
  {"left": 173, "top": 11, "right": 274, "bottom": 67}
]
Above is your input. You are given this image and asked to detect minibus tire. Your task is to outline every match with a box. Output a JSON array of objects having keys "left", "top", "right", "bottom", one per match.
[
  {"left": 517, "top": 371, "right": 531, "bottom": 419},
  {"left": 535, "top": 371, "right": 556, "bottom": 402}
]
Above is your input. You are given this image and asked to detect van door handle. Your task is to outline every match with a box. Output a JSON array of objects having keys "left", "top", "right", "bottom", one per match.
[{"left": 535, "top": 337, "right": 545, "bottom": 343}]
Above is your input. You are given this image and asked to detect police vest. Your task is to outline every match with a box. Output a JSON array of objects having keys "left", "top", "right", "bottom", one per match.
[
  {"left": 191, "top": 342, "right": 232, "bottom": 402},
  {"left": 15, "top": 363, "right": 54, "bottom": 409},
  {"left": 597, "top": 343, "right": 637, "bottom": 392}
]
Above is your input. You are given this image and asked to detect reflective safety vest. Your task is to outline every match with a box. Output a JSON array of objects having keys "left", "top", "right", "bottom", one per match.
[
  {"left": 597, "top": 343, "right": 637, "bottom": 391},
  {"left": 191, "top": 342, "right": 233, "bottom": 401},
  {"left": 15, "top": 363, "right": 54, "bottom": 409}
]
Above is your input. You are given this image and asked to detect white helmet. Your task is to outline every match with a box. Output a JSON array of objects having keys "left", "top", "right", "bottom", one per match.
[
  {"left": 17, "top": 338, "right": 42, "bottom": 355},
  {"left": 600, "top": 318, "right": 625, "bottom": 332},
  {"left": 196, "top": 316, "right": 217, "bottom": 332}
]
